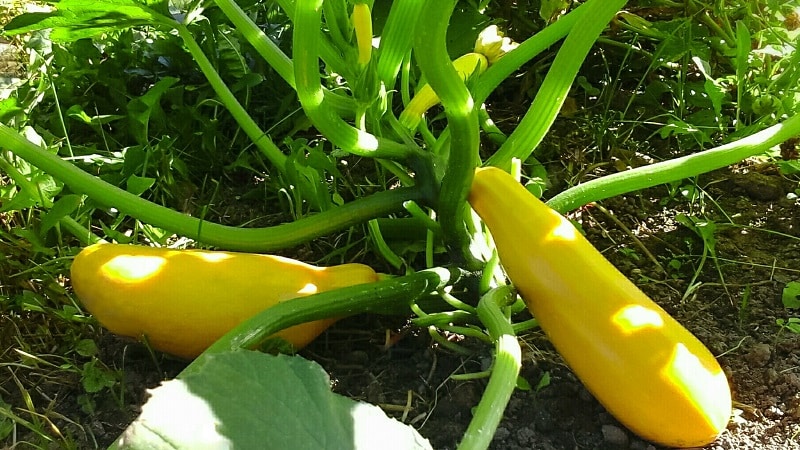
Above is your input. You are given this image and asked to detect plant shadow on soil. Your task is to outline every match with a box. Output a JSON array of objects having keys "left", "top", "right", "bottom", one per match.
[{"left": 41, "top": 164, "right": 799, "bottom": 450}]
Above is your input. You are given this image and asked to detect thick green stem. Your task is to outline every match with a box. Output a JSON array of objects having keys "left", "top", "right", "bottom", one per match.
[
  {"left": 276, "top": 0, "right": 349, "bottom": 75},
  {"left": 472, "top": 3, "right": 587, "bottom": 105},
  {"left": 485, "top": 0, "right": 627, "bottom": 170},
  {"left": 459, "top": 286, "right": 521, "bottom": 450},
  {"left": 375, "top": 0, "right": 425, "bottom": 87},
  {"left": 184, "top": 266, "right": 461, "bottom": 375},
  {"left": 547, "top": 113, "right": 800, "bottom": 213},
  {"left": 0, "top": 123, "right": 422, "bottom": 251},
  {"left": 414, "top": 0, "right": 480, "bottom": 267},
  {"left": 293, "top": 0, "right": 418, "bottom": 160},
  {"left": 174, "top": 24, "right": 288, "bottom": 171}
]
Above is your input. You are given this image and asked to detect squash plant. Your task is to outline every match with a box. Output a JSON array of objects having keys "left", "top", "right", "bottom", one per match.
[{"left": 3, "top": 0, "right": 800, "bottom": 448}]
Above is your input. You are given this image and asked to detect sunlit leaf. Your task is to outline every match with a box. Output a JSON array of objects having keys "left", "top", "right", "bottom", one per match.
[
  {"left": 39, "top": 194, "right": 82, "bottom": 234},
  {"left": 782, "top": 281, "right": 800, "bottom": 309},
  {"left": 2, "top": 0, "right": 175, "bottom": 42},
  {"left": 115, "top": 352, "right": 432, "bottom": 450}
]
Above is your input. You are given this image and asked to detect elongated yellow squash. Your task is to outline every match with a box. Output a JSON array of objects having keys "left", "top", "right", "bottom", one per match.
[
  {"left": 468, "top": 167, "right": 731, "bottom": 448},
  {"left": 70, "top": 244, "right": 379, "bottom": 359}
]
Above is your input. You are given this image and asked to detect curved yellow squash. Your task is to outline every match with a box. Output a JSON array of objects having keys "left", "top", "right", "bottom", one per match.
[
  {"left": 70, "top": 244, "right": 379, "bottom": 359},
  {"left": 468, "top": 167, "right": 731, "bottom": 448}
]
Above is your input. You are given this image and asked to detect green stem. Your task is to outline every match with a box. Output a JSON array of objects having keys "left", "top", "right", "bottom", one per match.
[
  {"left": 0, "top": 123, "right": 422, "bottom": 251},
  {"left": 512, "top": 318, "right": 539, "bottom": 335},
  {"left": 439, "top": 324, "right": 492, "bottom": 343},
  {"left": 472, "top": 2, "right": 587, "bottom": 105},
  {"left": 546, "top": 113, "right": 800, "bottom": 213},
  {"left": 459, "top": 286, "right": 521, "bottom": 450},
  {"left": 478, "top": 105, "right": 507, "bottom": 146},
  {"left": 440, "top": 290, "right": 478, "bottom": 314},
  {"left": 375, "top": 0, "right": 425, "bottom": 87},
  {"left": 212, "top": 0, "right": 357, "bottom": 117},
  {"left": 293, "top": 0, "right": 418, "bottom": 160},
  {"left": 275, "top": 0, "right": 349, "bottom": 76},
  {"left": 403, "top": 201, "right": 441, "bottom": 234},
  {"left": 427, "top": 326, "right": 473, "bottom": 355},
  {"left": 174, "top": 24, "right": 288, "bottom": 171},
  {"left": 214, "top": 0, "right": 295, "bottom": 88},
  {"left": 368, "top": 219, "right": 404, "bottom": 269},
  {"left": 2, "top": 153, "right": 107, "bottom": 245},
  {"left": 59, "top": 216, "right": 106, "bottom": 246},
  {"left": 0, "top": 153, "right": 53, "bottom": 208},
  {"left": 414, "top": 0, "right": 480, "bottom": 267},
  {"left": 185, "top": 267, "right": 462, "bottom": 375},
  {"left": 411, "top": 310, "right": 475, "bottom": 327},
  {"left": 485, "top": 0, "right": 627, "bottom": 170}
]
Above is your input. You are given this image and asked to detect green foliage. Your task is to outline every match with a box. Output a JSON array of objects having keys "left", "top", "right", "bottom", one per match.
[
  {"left": 114, "top": 352, "right": 432, "bottom": 449},
  {"left": 783, "top": 281, "right": 800, "bottom": 309}
]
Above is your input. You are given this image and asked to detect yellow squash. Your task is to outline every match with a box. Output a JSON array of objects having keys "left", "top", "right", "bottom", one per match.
[
  {"left": 70, "top": 244, "right": 379, "bottom": 359},
  {"left": 468, "top": 167, "right": 731, "bottom": 448}
]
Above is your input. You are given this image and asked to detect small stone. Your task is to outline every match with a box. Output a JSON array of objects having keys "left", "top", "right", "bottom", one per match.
[
  {"left": 765, "top": 405, "right": 784, "bottom": 418},
  {"left": 602, "top": 424, "right": 629, "bottom": 447},
  {"left": 514, "top": 426, "right": 536, "bottom": 445},
  {"left": 765, "top": 368, "right": 780, "bottom": 384},
  {"left": 783, "top": 373, "right": 800, "bottom": 390},
  {"left": 492, "top": 426, "right": 510, "bottom": 441},
  {"left": 745, "top": 343, "right": 771, "bottom": 367}
]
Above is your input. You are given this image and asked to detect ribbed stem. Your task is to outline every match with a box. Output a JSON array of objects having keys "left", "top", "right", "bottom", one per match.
[
  {"left": 485, "top": 0, "right": 626, "bottom": 170},
  {"left": 292, "top": 0, "right": 419, "bottom": 160},
  {"left": 413, "top": 0, "right": 480, "bottom": 267},
  {"left": 547, "top": 113, "right": 800, "bottom": 213}
]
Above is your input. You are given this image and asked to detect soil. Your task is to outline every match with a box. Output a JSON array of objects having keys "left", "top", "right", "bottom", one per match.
[{"left": 6, "top": 163, "right": 797, "bottom": 449}]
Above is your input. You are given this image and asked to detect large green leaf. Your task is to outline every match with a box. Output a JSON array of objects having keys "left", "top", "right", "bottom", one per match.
[
  {"left": 113, "top": 352, "right": 432, "bottom": 450},
  {"left": 2, "top": 0, "right": 174, "bottom": 42}
]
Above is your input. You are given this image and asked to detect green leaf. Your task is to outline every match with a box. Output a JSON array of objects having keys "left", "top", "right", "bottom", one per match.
[
  {"left": 115, "top": 352, "right": 432, "bottom": 450},
  {"left": 81, "top": 360, "right": 117, "bottom": 393},
  {"left": 12, "top": 228, "right": 54, "bottom": 255},
  {"left": 703, "top": 79, "right": 726, "bottom": 118},
  {"left": 782, "top": 281, "right": 800, "bottom": 309},
  {"left": 39, "top": 194, "right": 82, "bottom": 235},
  {"left": 535, "top": 371, "right": 551, "bottom": 393},
  {"left": 777, "top": 318, "right": 800, "bottom": 334},
  {"left": 735, "top": 21, "right": 751, "bottom": 88},
  {"left": 125, "top": 175, "right": 156, "bottom": 196},
  {"left": 515, "top": 375, "right": 532, "bottom": 391},
  {"left": 75, "top": 339, "right": 99, "bottom": 357},
  {"left": 540, "top": 0, "right": 570, "bottom": 23},
  {"left": 127, "top": 77, "right": 179, "bottom": 145},
  {"left": 2, "top": 0, "right": 175, "bottom": 42},
  {"left": 0, "top": 399, "right": 18, "bottom": 441},
  {"left": 0, "top": 189, "right": 37, "bottom": 213},
  {"left": 0, "top": 98, "right": 25, "bottom": 122},
  {"left": 66, "top": 104, "right": 125, "bottom": 125}
]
